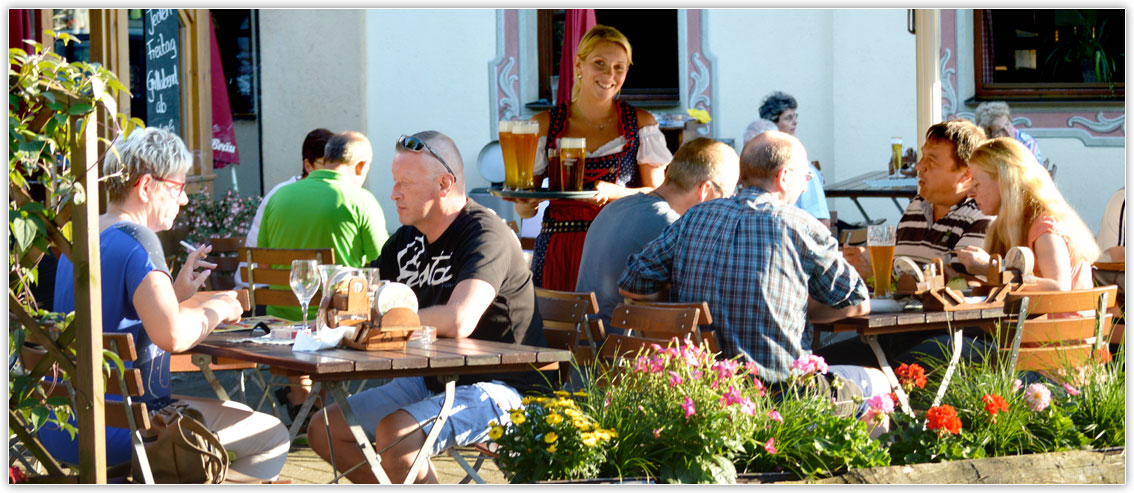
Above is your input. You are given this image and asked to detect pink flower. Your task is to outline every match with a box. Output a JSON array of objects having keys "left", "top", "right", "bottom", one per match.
[
  {"left": 690, "top": 370, "right": 703, "bottom": 380},
  {"left": 653, "top": 428, "right": 662, "bottom": 438},
  {"left": 752, "top": 378, "right": 766, "bottom": 397},
  {"left": 1012, "top": 379, "right": 1023, "bottom": 392},
  {"left": 744, "top": 361, "right": 759, "bottom": 377},
  {"left": 682, "top": 396, "right": 696, "bottom": 418},
  {"left": 711, "top": 360, "right": 739, "bottom": 380},
  {"left": 1063, "top": 383, "right": 1080, "bottom": 396},
  {"left": 791, "top": 354, "right": 829, "bottom": 375},
  {"left": 635, "top": 356, "right": 649, "bottom": 373},
  {"left": 719, "top": 386, "right": 742, "bottom": 408},
  {"left": 764, "top": 438, "right": 777, "bottom": 454},
  {"left": 650, "top": 343, "right": 664, "bottom": 353},
  {"left": 767, "top": 409, "right": 783, "bottom": 423},
  {"left": 649, "top": 356, "right": 666, "bottom": 373},
  {"left": 867, "top": 394, "right": 895, "bottom": 415},
  {"left": 1024, "top": 383, "right": 1052, "bottom": 411},
  {"left": 738, "top": 398, "right": 756, "bottom": 416},
  {"left": 668, "top": 371, "right": 683, "bottom": 388}
]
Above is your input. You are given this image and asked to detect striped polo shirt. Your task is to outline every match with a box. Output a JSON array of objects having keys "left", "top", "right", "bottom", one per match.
[{"left": 895, "top": 196, "right": 992, "bottom": 268}]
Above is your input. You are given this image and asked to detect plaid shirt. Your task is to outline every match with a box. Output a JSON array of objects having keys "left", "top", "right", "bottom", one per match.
[{"left": 618, "top": 186, "right": 868, "bottom": 381}]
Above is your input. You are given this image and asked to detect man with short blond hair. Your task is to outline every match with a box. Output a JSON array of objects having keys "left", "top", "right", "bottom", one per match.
[{"left": 577, "top": 137, "right": 740, "bottom": 329}]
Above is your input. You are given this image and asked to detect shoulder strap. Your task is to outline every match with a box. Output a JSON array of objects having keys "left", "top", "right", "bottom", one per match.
[{"left": 111, "top": 222, "right": 170, "bottom": 273}]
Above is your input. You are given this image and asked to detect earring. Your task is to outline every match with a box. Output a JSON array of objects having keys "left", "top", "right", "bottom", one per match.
[{"left": 576, "top": 74, "right": 581, "bottom": 80}]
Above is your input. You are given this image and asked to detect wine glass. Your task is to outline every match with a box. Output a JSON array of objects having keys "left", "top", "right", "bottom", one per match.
[{"left": 289, "top": 260, "right": 321, "bottom": 333}]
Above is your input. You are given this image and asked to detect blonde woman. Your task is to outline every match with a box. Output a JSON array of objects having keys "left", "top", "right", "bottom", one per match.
[
  {"left": 956, "top": 137, "right": 1099, "bottom": 291},
  {"left": 511, "top": 24, "right": 672, "bottom": 291}
]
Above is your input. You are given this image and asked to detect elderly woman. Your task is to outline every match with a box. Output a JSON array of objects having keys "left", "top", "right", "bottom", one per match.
[
  {"left": 39, "top": 128, "right": 289, "bottom": 482},
  {"left": 956, "top": 137, "right": 1098, "bottom": 292},
  {"left": 745, "top": 92, "right": 830, "bottom": 228},
  {"left": 511, "top": 25, "right": 672, "bottom": 290},
  {"left": 974, "top": 101, "right": 1045, "bottom": 164}
]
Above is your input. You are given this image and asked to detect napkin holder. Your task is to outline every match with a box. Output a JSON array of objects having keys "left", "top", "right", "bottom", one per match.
[
  {"left": 341, "top": 307, "right": 419, "bottom": 351},
  {"left": 321, "top": 276, "right": 372, "bottom": 330},
  {"left": 920, "top": 250, "right": 1033, "bottom": 312},
  {"left": 894, "top": 258, "right": 947, "bottom": 296}
]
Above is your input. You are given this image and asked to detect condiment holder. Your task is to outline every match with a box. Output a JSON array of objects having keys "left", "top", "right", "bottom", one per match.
[
  {"left": 918, "top": 247, "right": 1035, "bottom": 312},
  {"left": 317, "top": 273, "right": 424, "bottom": 351}
]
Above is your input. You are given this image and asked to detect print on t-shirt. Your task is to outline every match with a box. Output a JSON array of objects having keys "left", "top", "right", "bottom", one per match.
[{"left": 395, "top": 235, "right": 454, "bottom": 289}]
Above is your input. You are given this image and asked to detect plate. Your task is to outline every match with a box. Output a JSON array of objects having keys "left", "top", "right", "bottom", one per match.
[
  {"left": 477, "top": 140, "right": 506, "bottom": 184},
  {"left": 870, "top": 298, "right": 904, "bottom": 313},
  {"left": 487, "top": 187, "right": 599, "bottom": 200}
]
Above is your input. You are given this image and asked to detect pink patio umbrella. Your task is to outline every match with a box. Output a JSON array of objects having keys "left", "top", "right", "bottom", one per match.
[{"left": 554, "top": 9, "right": 597, "bottom": 107}]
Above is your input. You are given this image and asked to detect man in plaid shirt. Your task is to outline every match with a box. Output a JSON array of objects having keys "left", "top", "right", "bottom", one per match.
[{"left": 618, "top": 131, "right": 872, "bottom": 383}]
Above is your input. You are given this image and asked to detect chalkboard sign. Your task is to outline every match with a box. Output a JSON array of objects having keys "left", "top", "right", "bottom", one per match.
[{"left": 144, "top": 9, "right": 180, "bottom": 134}]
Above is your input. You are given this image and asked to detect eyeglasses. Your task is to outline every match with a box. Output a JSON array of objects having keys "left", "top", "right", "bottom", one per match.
[
  {"left": 152, "top": 176, "right": 186, "bottom": 196},
  {"left": 397, "top": 134, "right": 456, "bottom": 179},
  {"left": 778, "top": 113, "right": 799, "bottom": 123},
  {"left": 708, "top": 180, "right": 734, "bottom": 198}
]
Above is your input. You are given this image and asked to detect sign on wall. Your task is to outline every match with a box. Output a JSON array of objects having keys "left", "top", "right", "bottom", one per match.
[{"left": 144, "top": 8, "right": 180, "bottom": 134}]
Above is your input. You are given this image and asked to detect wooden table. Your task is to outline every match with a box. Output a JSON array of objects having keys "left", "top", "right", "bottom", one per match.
[
  {"left": 824, "top": 170, "right": 918, "bottom": 223},
  {"left": 814, "top": 305, "right": 1007, "bottom": 415},
  {"left": 191, "top": 332, "right": 569, "bottom": 484}
]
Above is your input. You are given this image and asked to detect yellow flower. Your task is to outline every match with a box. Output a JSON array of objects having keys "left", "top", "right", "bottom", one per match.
[
  {"left": 573, "top": 391, "right": 587, "bottom": 398},
  {"left": 510, "top": 412, "right": 526, "bottom": 425},
  {"left": 573, "top": 419, "right": 589, "bottom": 430},
  {"left": 544, "top": 432, "right": 558, "bottom": 444},
  {"left": 554, "top": 390, "right": 570, "bottom": 398},
  {"left": 563, "top": 408, "right": 581, "bottom": 419},
  {"left": 547, "top": 444, "right": 557, "bottom": 453},
  {"left": 521, "top": 396, "right": 534, "bottom": 405},
  {"left": 581, "top": 432, "right": 597, "bottom": 447},
  {"left": 488, "top": 426, "right": 504, "bottom": 441},
  {"left": 546, "top": 413, "right": 563, "bottom": 425},
  {"left": 535, "top": 397, "right": 548, "bottom": 404},
  {"left": 595, "top": 429, "right": 611, "bottom": 441}
]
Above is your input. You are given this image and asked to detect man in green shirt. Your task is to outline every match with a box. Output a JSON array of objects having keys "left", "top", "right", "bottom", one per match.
[{"left": 259, "top": 131, "right": 389, "bottom": 321}]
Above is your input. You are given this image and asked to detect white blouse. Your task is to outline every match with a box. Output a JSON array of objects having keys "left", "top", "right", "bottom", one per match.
[{"left": 533, "top": 124, "right": 672, "bottom": 176}]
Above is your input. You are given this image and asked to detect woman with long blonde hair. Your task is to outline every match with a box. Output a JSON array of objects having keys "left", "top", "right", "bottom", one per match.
[
  {"left": 956, "top": 137, "right": 1099, "bottom": 291},
  {"left": 510, "top": 25, "right": 672, "bottom": 290}
]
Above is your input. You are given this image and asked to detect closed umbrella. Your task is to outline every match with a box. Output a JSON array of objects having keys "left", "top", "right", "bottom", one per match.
[{"left": 554, "top": 9, "right": 597, "bottom": 106}]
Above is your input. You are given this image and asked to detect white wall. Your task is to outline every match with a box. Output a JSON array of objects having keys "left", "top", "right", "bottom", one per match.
[
  {"left": 709, "top": 9, "right": 918, "bottom": 225},
  {"left": 365, "top": 9, "right": 498, "bottom": 234},
  {"left": 259, "top": 10, "right": 368, "bottom": 192}
]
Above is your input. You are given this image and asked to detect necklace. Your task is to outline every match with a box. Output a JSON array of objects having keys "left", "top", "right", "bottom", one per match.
[{"left": 574, "top": 110, "right": 615, "bottom": 132}]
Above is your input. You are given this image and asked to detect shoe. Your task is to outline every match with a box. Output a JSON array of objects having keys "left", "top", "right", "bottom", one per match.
[{"left": 274, "top": 387, "right": 318, "bottom": 434}]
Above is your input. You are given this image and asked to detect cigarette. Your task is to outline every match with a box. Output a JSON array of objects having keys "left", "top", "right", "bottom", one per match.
[{"left": 179, "top": 240, "right": 199, "bottom": 252}]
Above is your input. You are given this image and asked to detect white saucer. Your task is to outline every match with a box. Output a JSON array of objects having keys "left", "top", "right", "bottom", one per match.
[{"left": 870, "top": 298, "right": 903, "bottom": 313}]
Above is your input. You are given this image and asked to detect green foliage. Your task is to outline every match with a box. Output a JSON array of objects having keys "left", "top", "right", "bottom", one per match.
[{"left": 171, "top": 189, "right": 261, "bottom": 265}]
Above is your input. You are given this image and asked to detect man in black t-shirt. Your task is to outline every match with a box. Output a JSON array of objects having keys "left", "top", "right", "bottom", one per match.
[{"left": 308, "top": 130, "right": 546, "bottom": 484}]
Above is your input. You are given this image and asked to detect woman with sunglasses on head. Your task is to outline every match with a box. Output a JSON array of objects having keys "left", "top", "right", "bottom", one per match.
[
  {"left": 511, "top": 24, "right": 673, "bottom": 290},
  {"left": 956, "top": 137, "right": 1099, "bottom": 294},
  {"left": 40, "top": 128, "right": 289, "bottom": 482}
]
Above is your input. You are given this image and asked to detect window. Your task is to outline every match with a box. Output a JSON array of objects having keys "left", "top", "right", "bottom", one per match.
[
  {"left": 974, "top": 9, "right": 1123, "bottom": 101},
  {"left": 534, "top": 9, "right": 679, "bottom": 108},
  {"left": 211, "top": 10, "right": 259, "bottom": 118}
]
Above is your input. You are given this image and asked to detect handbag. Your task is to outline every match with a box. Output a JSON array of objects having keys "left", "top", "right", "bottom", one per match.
[{"left": 130, "top": 402, "right": 229, "bottom": 483}]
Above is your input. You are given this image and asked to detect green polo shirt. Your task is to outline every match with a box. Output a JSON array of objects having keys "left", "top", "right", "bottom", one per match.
[{"left": 258, "top": 168, "right": 388, "bottom": 321}]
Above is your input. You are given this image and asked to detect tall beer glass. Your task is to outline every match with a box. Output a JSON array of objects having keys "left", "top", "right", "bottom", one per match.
[
  {"left": 890, "top": 137, "right": 903, "bottom": 175},
  {"left": 559, "top": 137, "right": 587, "bottom": 192},
  {"left": 868, "top": 224, "right": 896, "bottom": 298},
  {"left": 512, "top": 120, "right": 540, "bottom": 190},
  {"left": 499, "top": 120, "right": 519, "bottom": 190}
]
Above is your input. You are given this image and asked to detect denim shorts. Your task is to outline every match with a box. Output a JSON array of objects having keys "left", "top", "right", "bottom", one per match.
[{"left": 345, "top": 377, "right": 522, "bottom": 456}]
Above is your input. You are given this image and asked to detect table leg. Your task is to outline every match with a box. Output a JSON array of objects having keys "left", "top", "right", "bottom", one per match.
[
  {"left": 851, "top": 198, "right": 872, "bottom": 223},
  {"left": 327, "top": 381, "right": 393, "bottom": 484},
  {"left": 403, "top": 375, "right": 457, "bottom": 484},
  {"left": 931, "top": 327, "right": 964, "bottom": 408},
  {"left": 890, "top": 197, "right": 906, "bottom": 214},
  {"left": 191, "top": 353, "right": 231, "bottom": 402},
  {"left": 862, "top": 334, "right": 912, "bottom": 415},
  {"left": 288, "top": 381, "right": 322, "bottom": 441}
]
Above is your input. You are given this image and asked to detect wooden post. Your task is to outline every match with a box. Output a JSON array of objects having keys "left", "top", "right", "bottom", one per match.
[
  {"left": 179, "top": 8, "right": 216, "bottom": 195},
  {"left": 70, "top": 112, "right": 106, "bottom": 484},
  {"left": 914, "top": 9, "right": 941, "bottom": 150}
]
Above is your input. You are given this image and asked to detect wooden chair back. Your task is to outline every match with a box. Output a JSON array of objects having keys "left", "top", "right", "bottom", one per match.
[
  {"left": 542, "top": 327, "right": 579, "bottom": 389},
  {"left": 999, "top": 285, "right": 1118, "bottom": 373},
  {"left": 623, "top": 299, "right": 720, "bottom": 353},
  {"left": 535, "top": 288, "right": 600, "bottom": 364},
  {"left": 204, "top": 236, "right": 245, "bottom": 291},
  {"left": 239, "top": 247, "right": 334, "bottom": 309},
  {"left": 599, "top": 304, "right": 703, "bottom": 364}
]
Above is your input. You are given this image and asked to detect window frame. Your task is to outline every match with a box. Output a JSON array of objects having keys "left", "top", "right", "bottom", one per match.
[{"left": 972, "top": 8, "right": 1124, "bottom": 102}]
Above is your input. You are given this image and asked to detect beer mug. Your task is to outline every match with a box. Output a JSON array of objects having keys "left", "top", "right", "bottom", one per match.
[
  {"left": 498, "top": 120, "right": 519, "bottom": 190},
  {"left": 512, "top": 120, "right": 540, "bottom": 190},
  {"left": 890, "top": 137, "right": 903, "bottom": 176},
  {"left": 559, "top": 137, "right": 587, "bottom": 192},
  {"left": 867, "top": 224, "right": 896, "bottom": 298}
]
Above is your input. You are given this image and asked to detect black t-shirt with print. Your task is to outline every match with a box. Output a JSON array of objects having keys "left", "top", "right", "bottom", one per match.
[{"left": 373, "top": 199, "right": 548, "bottom": 394}]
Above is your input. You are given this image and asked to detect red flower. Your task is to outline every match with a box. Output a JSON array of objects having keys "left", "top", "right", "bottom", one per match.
[
  {"left": 888, "top": 392, "right": 899, "bottom": 406},
  {"left": 895, "top": 363, "right": 927, "bottom": 389},
  {"left": 981, "top": 394, "right": 1009, "bottom": 420},
  {"left": 9, "top": 466, "right": 27, "bottom": 484},
  {"left": 925, "top": 405, "right": 962, "bottom": 435}
]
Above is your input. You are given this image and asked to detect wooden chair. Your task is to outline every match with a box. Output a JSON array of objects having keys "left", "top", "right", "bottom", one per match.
[
  {"left": 20, "top": 334, "right": 158, "bottom": 483},
  {"left": 623, "top": 299, "right": 720, "bottom": 353},
  {"left": 204, "top": 236, "right": 245, "bottom": 291},
  {"left": 600, "top": 303, "right": 702, "bottom": 363},
  {"left": 239, "top": 247, "right": 335, "bottom": 310},
  {"left": 997, "top": 285, "right": 1118, "bottom": 380},
  {"left": 534, "top": 287, "right": 601, "bottom": 365}
]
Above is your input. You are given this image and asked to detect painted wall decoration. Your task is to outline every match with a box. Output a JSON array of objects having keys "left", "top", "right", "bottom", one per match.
[{"left": 940, "top": 9, "right": 1123, "bottom": 147}]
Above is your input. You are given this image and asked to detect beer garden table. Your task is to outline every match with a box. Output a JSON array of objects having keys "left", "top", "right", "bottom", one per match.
[
  {"left": 187, "top": 332, "right": 569, "bottom": 484},
  {"left": 813, "top": 305, "right": 1007, "bottom": 415},
  {"left": 824, "top": 170, "right": 918, "bottom": 223}
]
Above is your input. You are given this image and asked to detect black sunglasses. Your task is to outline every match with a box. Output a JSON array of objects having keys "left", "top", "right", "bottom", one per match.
[{"left": 397, "top": 134, "right": 456, "bottom": 179}]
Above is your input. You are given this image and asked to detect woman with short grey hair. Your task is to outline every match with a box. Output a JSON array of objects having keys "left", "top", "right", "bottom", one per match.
[
  {"left": 41, "top": 127, "right": 290, "bottom": 482},
  {"left": 758, "top": 91, "right": 798, "bottom": 135},
  {"left": 973, "top": 101, "right": 1045, "bottom": 164}
]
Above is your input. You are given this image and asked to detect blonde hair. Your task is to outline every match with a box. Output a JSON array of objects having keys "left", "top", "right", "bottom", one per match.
[
  {"left": 968, "top": 137, "right": 1099, "bottom": 266},
  {"left": 974, "top": 101, "right": 1012, "bottom": 136},
  {"left": 570, "top": 25, "right": 633, "bottom": 103}
]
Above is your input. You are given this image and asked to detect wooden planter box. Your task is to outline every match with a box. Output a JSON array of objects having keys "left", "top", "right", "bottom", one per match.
[{"left": 536, "top": 447, "right": 1124, "bottom": 485}]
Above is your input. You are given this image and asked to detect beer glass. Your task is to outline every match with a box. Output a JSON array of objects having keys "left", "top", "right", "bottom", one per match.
[
  {"left": 498, "top": 120, "right": 519, "bottom": 190},
  {"left": 547, "top": 145, "right": 562, "bottom": 191},
  {"left": 512, "top": 120, "right": 540, "bottom": 190},
  {"left": 559, "top": 137, "right": 587, "bottom": 192},
  {"left": 890, "top": 137, "right": 903, "bottom": 176},
  {"left": 868, "top": 224, "right": 896, "bottom": 298}
]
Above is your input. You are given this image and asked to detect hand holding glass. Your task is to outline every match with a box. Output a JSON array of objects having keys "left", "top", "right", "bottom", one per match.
[
  {"left": 867, "top": 225, "right": 896, "bottom": 298},
  {"left": 289, "top": 260, "right": 321, "bottom": 333}
]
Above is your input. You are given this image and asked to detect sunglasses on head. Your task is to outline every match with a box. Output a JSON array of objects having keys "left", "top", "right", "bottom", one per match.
[{"left": 398, "top": 134, "right": 456, "bottom": 178}]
